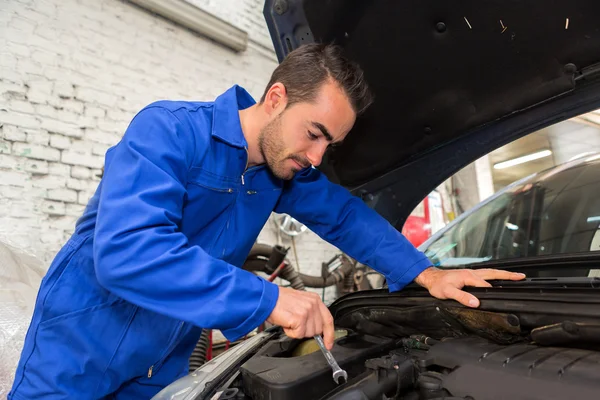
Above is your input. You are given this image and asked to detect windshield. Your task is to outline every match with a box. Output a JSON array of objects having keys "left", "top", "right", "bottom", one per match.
[{"left": 422, "top": 159, "right": 600, "bottom": 270}]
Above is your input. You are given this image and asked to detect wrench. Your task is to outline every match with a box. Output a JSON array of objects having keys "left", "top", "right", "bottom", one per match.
[{"left": 314, "top": 335, "right": 348, "bottom": 384}]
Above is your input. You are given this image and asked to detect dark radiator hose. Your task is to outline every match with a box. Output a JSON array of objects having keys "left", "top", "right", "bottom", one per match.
[
  {"left": 277, "top": 262, "right": 306, "bottom": 291},
  {"left": 327, "top": 354, "right": 415, "bottom": 400},
  {"left": 243, "top": 257, "right": 305, "bottom": 291},
  {"left": 247, "top": 243, "right": 278, "bottom": 260},
  {"left": 327, "top": 370, "right": 398, "bottom": 400},
  {"left": 189, "top": 328, "right": 210, "bottom": 371},
  {"left": 339, "top": 264, "right": 357, "bottom": 295},
  {"left": 243, "top": 244, "right": 354, "bottom": 289},
  {"left": 297, "top": 262, "right": 353, "bottom": 288}
]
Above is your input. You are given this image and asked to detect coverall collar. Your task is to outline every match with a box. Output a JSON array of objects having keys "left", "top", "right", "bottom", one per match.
[{"left": 212, "top": 85, "right": 256, "bottom": 149}]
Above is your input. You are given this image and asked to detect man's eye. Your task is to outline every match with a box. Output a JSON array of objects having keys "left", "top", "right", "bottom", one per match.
[{"left": 307, "top": 131, "right": 318, "bottom": 140}]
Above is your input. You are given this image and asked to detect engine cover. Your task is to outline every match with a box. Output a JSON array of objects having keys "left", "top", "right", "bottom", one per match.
[
  {"left": 239, "top": 334, "right": 396, "bottom": 400},
  {"left": 418, "top": 337, "right": 600, "bottom": 399}
]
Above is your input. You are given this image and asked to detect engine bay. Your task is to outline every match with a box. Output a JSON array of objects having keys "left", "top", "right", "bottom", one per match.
[
  {"left": 209, "top": 286, "right": 600, "bottom": 400},
  {"left": 218, "top": 331, "right": 600, "bottom": 400}
]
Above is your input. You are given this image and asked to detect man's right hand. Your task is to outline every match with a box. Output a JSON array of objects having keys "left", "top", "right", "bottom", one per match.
[{"left": 266, "top": 286, "right": 335, "bottom": 350}]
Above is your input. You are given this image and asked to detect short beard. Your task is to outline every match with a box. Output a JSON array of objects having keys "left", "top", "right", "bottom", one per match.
[
  {"left": 258, "top": 115, "right": 303, "bottom": 180},
  {"left": 258, "top": 114, "right": 293, "bottom": 179}
]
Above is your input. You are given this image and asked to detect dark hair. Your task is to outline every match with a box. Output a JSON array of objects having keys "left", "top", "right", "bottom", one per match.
[{"left": 260, "top": 44, "right": 373, "bottom": 115}]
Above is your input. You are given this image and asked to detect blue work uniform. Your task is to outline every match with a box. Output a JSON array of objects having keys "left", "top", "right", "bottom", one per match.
[{"left": 9, "top": 85, "right": 432, "bottom": 399}]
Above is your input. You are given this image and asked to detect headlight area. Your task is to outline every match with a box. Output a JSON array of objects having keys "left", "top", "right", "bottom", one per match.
[{"left": 152, "top": 330, "right": 276, "bottom": 400}]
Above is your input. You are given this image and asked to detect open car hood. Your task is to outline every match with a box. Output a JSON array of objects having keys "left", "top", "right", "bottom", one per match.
[{"left": 264, "top": 0, "right": 600, "bottom": 228}]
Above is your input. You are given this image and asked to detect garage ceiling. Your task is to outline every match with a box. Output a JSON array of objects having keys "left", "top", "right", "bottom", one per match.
[
  {"left": 489, "top": 109, "right": 600, "bottom": 191},
  {"left": 573, "top": 109, "right": 600, "bottom": 128}
]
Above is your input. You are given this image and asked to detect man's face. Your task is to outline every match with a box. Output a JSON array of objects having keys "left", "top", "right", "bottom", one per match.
[{"left": 259, "top": 81, "right": 356, "bottom": 180}]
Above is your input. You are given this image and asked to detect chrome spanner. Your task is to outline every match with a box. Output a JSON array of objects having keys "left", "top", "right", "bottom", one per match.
[{"left": 314, "top": 335, "right": 348, "bottom": 384}]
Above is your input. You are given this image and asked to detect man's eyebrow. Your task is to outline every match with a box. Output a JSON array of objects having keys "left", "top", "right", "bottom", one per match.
[{"left": 311, "top": 121, "right": 333, "bottom": 142}]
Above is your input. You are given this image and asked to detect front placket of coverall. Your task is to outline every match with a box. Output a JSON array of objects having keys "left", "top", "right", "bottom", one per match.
[
  {"left": 218, "top": 146, "right": 253, "bottom": 258},
  {"left": 242, "top": 146, "right": 263, "bottom": 195}
]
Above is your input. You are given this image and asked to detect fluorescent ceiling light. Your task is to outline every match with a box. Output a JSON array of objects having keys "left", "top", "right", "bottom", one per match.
[
  {"left": 505, "top": 222, "right": 519, "bottom": 231},
  {"left": 494, "top": 150, "right": 552, "bottom": 170},
  {"left": 587, "top": 216, "right": 600, "bottom": 223}
]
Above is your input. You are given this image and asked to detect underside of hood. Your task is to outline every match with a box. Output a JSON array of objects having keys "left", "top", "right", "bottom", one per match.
[
  {"left": 328, "top": 285, "right": 600, "bottom": 347},
  {"left": 264, "top": 0, "right": 600, "bottom": 227}
]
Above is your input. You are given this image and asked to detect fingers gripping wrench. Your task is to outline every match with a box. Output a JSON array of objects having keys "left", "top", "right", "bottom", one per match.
[{"left": 314, "top": 335, "right": 348, "bottom": 384}]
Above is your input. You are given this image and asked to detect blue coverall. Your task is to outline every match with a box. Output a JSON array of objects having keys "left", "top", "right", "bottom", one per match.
[{"left": 9, "top": 85, "right": 432, "bottom": 399}]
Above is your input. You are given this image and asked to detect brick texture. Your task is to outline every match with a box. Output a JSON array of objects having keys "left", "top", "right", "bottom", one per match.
[{"left": 1, "top": 0, "right": 341, "bottom": 293}]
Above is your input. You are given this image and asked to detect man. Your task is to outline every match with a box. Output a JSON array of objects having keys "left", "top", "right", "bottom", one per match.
[{"left": 9, "top": 44, "right": 524, "bottom": 399}]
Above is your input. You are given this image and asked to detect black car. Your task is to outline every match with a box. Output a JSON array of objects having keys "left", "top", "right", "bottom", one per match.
[{"left": 153, "top": 1, "right": 600, "bottom": 399}]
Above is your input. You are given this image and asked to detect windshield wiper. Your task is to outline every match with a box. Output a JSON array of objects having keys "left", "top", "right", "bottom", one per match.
[
  {"left": 489, "top": 277, "right": 600, "bottom": 288},
  {"left": 444, "top": 252, "right": 600, "bottom": 273}
]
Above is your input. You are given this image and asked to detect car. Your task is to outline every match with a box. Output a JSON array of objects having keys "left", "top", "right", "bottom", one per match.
[
  {"left": 153, "top": 0, "right": 600, "bottom": 399},
  {"left": 402, "top": 190, "right": 448, "bottom": 247},
  {"left": 420, "top": 154, "right": 600, "bottom": 272}
]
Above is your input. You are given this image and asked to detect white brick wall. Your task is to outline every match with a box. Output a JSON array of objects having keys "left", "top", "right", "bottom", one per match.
[
  {"left": 1, "top": 0, "right": 342, "bottom": 288},
  {"left": 186, "top": 0, "right": 275, "bottom": 50}
]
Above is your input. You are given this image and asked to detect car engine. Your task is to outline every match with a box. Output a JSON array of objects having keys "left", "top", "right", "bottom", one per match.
[
  {"left": 200, "top": 284, "right": 600, "bottom": 400},
  {"left": 216, "top": 331, "right": 600, "bottom": 400}
]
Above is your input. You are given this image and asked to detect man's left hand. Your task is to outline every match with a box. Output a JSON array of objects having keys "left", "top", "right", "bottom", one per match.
[{"left": 414, "top": 267, "right": 526, "bottom": 307}]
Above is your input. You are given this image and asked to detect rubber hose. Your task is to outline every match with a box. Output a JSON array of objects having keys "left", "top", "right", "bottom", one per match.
[
  {"left": 297, "top": 259, "right": 354, "bottom": 288},
  {"left": 342, "top": 267, "right": 355, "bottom": 293},
  {"left": 278, "top": 262, "right": 305, "bottom": 290},
  {"left": 242, "top": 259, "right": 269, "bottom": 272},
  {"left": 247, "top": 243, "right": 275, "bottom": 260},
  {"left": 328, "top": 357, "right": 415, "bottom": 400},
  {"left": 244, "top": 244, "right": 353, "bottom": 289},
  {"left": 189, "top": 329, "right": 210, "bottom": 371},
  {"left": 327, "top": 370, "right": 397, "bottom": 400},
  {"left": 242, "top": 257, "right": 305, "bottom": 290}
]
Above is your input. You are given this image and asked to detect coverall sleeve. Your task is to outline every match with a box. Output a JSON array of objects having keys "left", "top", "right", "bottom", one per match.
[
  {"left": 274, "top": 168, "right": 432, "bottom": 292},
  {"left": 93, "top": 106, "right": 278, "bottom": 341}
]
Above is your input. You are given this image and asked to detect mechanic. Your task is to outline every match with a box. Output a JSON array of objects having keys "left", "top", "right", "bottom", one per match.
[{"left": 9, "top": 44, "right": 525, "bottom": 399}]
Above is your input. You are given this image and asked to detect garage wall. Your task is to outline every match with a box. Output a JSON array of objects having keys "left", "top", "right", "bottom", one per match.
[
  {"left": 452, "top": 159, "right": 492, "bottom": 214},
  {"left": 185, "top": 0, "right": 275, "bottom": 50},
  {"left": 0, "top": 0, "right": 342, "bottom": 283}
]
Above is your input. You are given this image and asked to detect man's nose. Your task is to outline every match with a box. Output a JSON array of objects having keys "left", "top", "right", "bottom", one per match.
[{"left": 306, "top": 144, "right": 327, "bottom": 167}]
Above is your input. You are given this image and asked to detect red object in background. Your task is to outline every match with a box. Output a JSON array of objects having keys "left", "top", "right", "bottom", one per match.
[
  {"left": 402, "top": 205, "right": 429, "bottom": 247},
  {"left": 268, "top": 262, "right": 287, "bottom": 282},
  {"left": 402, "top": 191, "right": 447, "bottom": 247},
  {"left": 207, "top": 330, "right": 213, "bottom": 361}
]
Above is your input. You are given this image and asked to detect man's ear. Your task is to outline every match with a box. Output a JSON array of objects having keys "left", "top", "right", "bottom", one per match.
[{"left": 264, "top": 82, "right": 288, "bottom": 117}]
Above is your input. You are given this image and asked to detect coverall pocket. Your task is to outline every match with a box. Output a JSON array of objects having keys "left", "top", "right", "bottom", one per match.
[
  {"left": 188, "top": 167, "right": 238, "bottom": 193},
  {"left": 13, "top": 301, "right": 136, "bottom": 399},
  {"left": 37, "top": 234, "right": 88, "bottom": 296},
  {"left": 147, "top": 321, "right": 186, "bottom": 378},
  {"left": 98, "top": 307, "right": 192, "bottom": 390},
  {"left": 184, "top": 167, "right": 238, "bottom": 241},
  {"left": 38, "top": 300, "right": 127, "bottom": 329},
  {"left": 40, "top": 234, "right": 118, "bottom": 324}
]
